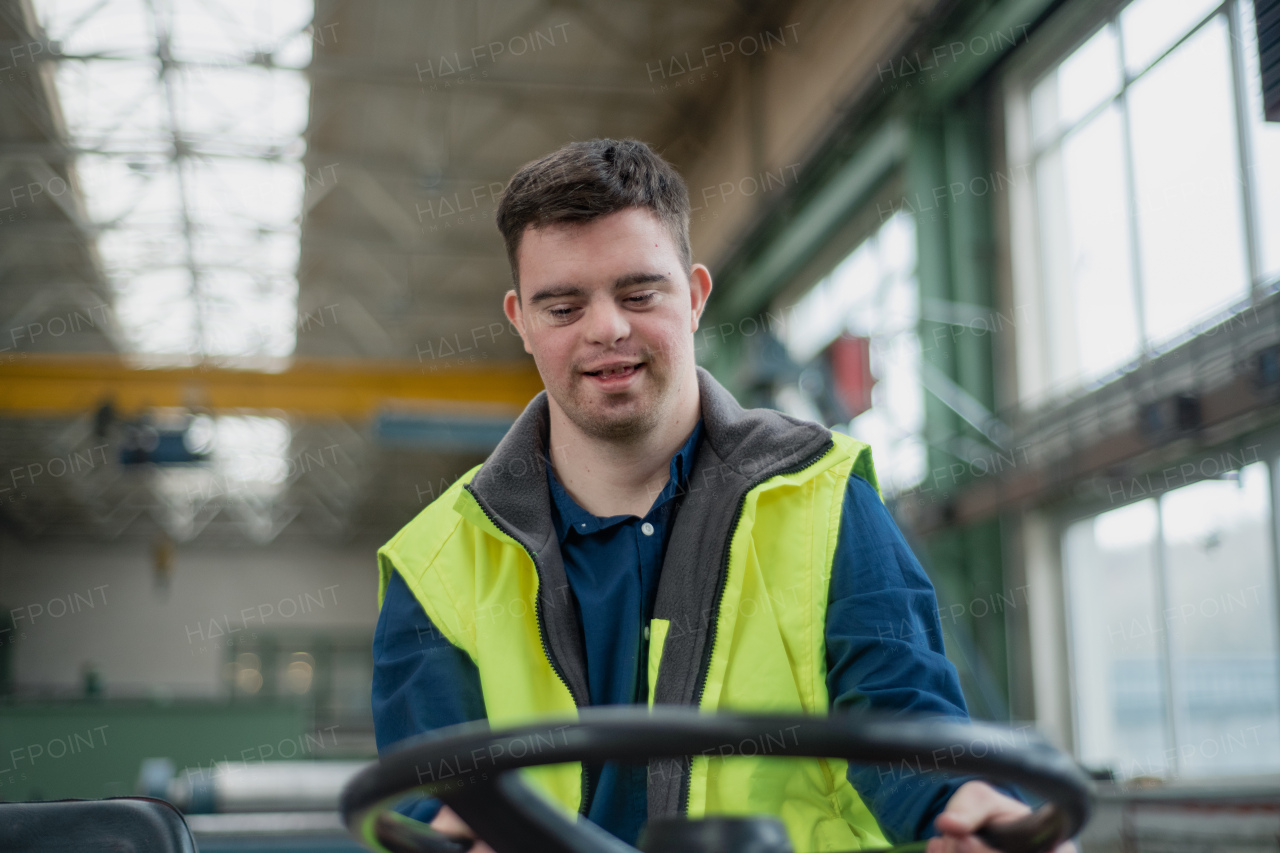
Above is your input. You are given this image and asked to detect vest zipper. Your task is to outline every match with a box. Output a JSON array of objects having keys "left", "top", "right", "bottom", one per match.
[
  {"left": 682, "top": 439, "right": 835, "bottom": 815},
  {"left": 462, "top": 485, "right": 594, "bottom": 815}
]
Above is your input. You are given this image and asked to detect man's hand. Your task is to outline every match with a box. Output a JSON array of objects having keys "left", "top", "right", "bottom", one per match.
[
  {"left": 430, "top": 805, "right": 495, "bottom": 853},
  {"left": 926, "top": 780, "right": 1077, "bottom": 853}
]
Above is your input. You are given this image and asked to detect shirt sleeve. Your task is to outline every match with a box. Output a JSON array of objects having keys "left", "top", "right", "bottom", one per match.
[
  {"left": 372, "top": 568, "right": 487, "bottom": 823},
  {"left": 826, "top": 473, "right": 1017, "bottom": 843}
]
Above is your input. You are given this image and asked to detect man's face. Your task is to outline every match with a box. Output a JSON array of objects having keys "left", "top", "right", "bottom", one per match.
[{"left": 504, "top": 207, "right": 711, "bottom": 442}]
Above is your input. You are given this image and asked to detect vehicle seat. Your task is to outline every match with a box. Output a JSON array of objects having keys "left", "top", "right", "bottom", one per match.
[{"left": 0, "top": 797, "right": 197, "bottom": 853}]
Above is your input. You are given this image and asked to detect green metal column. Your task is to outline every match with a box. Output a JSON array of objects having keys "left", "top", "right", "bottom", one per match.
[
  {"left": 910, "top": 111, "right": 963, "bottom": 463},
  {"left": 943, "top": 96, "right": 998, "bottom": 416},
  {"left": 909, "top": 94, "right": 1009, "bottom": 718}
]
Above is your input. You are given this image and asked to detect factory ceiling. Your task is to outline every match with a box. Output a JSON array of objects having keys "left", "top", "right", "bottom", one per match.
[{"left": 0, "top": 0, "right": 939, "bottom": 543}]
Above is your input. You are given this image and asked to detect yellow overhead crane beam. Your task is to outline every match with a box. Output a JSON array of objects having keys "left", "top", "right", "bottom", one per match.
[{"left": 0, "top": 354, "right": 545, "bottom": 418}]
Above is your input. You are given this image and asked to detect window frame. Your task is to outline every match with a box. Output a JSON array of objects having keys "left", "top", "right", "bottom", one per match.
[
  {"left": 1053, "top": 425, "right": 1280, "bottom": 779},
  {"left": 997, "top": 0, "right": 1274, "bottom": 407}
]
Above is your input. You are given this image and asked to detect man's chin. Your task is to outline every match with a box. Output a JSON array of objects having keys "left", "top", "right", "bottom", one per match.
[
  {"left": 547, "top": 368, "right": 669, "bottom": 441},
  {"left": 565, "top": 400, "right": 658, "bottom": 442}
]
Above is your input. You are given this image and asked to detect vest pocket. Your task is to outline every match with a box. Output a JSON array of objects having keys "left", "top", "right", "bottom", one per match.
[{"left": 646, "top": 618, "right": 670, "bottom": 709}]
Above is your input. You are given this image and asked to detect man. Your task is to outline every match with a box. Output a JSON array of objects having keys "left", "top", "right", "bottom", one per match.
[{"left": 373, "top": 139, "right": 1052, "bottom": 853}]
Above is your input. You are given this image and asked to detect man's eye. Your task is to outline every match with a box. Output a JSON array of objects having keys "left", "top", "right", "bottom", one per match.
[
  {"left": 626, "top": 292, "right": 655, "bottom": 305},
  {"left": 548, "top": 307, "right": 575, "bottom": 319}
]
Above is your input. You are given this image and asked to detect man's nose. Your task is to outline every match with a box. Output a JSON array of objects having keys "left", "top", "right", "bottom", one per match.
[{"left": 583, "top": 299, "right": 629, "bottom": 346}]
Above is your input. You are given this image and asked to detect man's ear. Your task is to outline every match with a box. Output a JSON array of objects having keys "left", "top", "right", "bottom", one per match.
[
  {"left": 688, "top": 263, "right": 713, "bottom": 333},
  {"left": 503, "top": 289, "right": 533, "bottom": 354}
]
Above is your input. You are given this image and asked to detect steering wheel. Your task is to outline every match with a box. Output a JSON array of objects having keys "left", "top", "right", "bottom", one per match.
[{"left": 340, "top": 707, "right": 1092, "bottom": 853}]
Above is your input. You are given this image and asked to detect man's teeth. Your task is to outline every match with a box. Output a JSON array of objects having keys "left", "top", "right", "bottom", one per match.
[{"left": 590, "top": 364, "right": 637, "bottom": 376}]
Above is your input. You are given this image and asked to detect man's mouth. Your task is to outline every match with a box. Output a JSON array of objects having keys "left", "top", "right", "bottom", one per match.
[{"left": 581, "top": 362, "right": 644, "bottom": 379}]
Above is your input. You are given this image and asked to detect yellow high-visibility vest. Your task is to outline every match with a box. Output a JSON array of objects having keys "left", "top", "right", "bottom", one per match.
[{"left": 378, "top": 368, "right": 891, "bottom": 852}]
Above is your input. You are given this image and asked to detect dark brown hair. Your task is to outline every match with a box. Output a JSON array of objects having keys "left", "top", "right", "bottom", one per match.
[{"left": 495, "top": 138, "right": 691, "bottom": 292}]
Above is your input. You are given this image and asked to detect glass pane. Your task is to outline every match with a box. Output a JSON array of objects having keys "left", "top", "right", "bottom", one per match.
[
  {"left": 779, "top": 212, "right": 924, "bottom": 494},
  {"left": 54, "top": 61, "right": 167, "bottom": 151},
  {"left": 1066, "top": 500, "right": 1170, "bottom": 777},
  {"left": 849, "top": 330, "right": 925, "bottom": 496},
  {"left": 1031, "top": 25, "right": 1122, "bottom": 149},
  {"left": 783, "top": 241, "right": 876, "bottom": 365},
  {"left": 112, "top": 269, "right": 199, "bottom": 353},
  {"left": 39, "top": 0, "right": 155, "bottom": 55},
  {"left": 846, "top": 215, "right": 925, "bottom": 494},
  {"left": 1239, "top": 0, "right": 1280, "bottom": 283},
  {"left": 174, "top": 66, "right": 311, "bottom": 144},
  {"left": 169, "top": 0, "right": 313, "bottom": 60},
  {"left": 1161, "top": 462, "right": 1280, "bottom": 775},
  {"left": 1127, "top": 16, "right": 1250, "bottom": 346},
  {"left": 1120, "top": 0, "right": 1222, "bottom": 76},
  {"left": 1036, "top": 105, "right": 1141, "bottom": 389}
]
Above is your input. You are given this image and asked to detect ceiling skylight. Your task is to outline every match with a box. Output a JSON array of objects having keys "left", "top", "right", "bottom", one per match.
[{"left": 35, "top": 0, "right": 315, "bottom": 357}]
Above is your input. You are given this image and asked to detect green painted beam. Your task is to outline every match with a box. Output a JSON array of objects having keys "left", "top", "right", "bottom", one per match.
[{"left": 925, "top": 0, "right": 1063, "bottom": 105}]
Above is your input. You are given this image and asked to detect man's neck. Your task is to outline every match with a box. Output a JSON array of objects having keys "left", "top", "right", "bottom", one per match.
[{"left": 547, "top": 372, "right": 701, "bottom": 518}]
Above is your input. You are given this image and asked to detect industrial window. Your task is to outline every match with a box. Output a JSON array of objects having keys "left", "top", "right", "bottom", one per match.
[
  {"left": 1004, "top": 0, "right": 1280, "bottom": 403},
  {"left": 226, "top": 630, "right": 375, "bottom": 731},
  {"left": 1063, "top": 457, "right": 1280, "bottom": 778},
  {"left": 33, "top": 0, "right": 315, "bottom": 357},
  {"left": 776, "top": 211, "right": 926, "bottom": 496}
]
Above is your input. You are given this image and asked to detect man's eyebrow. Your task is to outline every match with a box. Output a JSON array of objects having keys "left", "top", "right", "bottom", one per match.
[
  {"left": 528, "top": 285, "right": 586, "bottom": 305},
  {"left": 527, "top": 272, "right": 671, "bottom": 305},
  {"left": 614, "top": 271, "right": 670, "bottom": 288}
]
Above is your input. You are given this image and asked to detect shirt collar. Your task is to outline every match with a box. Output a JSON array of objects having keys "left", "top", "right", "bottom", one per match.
[{"left": 546, "top": 419, "right": 704, "bottom": 540}]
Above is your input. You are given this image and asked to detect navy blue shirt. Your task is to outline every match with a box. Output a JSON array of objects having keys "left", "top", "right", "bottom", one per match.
[
  {"left": 543, "top": 421, "right": 703, "bottom": 842},
  {"left": 372, "top": 422, "right": 999, "bottom": 844}
]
